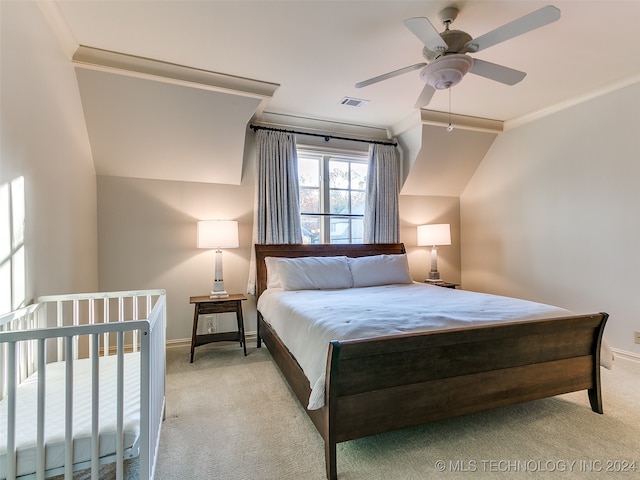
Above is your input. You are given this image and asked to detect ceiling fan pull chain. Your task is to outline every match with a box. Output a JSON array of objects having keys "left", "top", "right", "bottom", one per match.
[{"left": 447, "top": 88, "right": 453, "bottom": 132}]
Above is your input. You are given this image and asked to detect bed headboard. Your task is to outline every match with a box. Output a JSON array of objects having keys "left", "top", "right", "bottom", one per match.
[{"left": 254, "top": 243, "right": 406, "bottom": 298}]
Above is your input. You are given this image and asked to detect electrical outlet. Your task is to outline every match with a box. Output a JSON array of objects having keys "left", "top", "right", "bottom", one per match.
[
  {"left": 205, "top": 315, "right": 216, "bottom": 334},
  {"left": 635, "top": 331, "right": 640, "bottom": 344}
]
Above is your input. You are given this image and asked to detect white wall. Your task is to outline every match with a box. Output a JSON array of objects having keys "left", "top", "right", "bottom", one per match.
[
  {"left": 461, "top": 82, "right": 640, "bottom": 356},
  {"left": 96, "top": 138, "right": 257, "bottom": 342},
  {"left": 399, "top": 195, "right": 461, "bottom": 285},
  {"left": 0, "top": 1, "right": 98, "bottom": 310}
]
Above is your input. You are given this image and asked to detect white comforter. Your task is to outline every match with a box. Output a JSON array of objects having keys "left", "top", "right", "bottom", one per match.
[{"left": 258, "top": 283, "right": 581, "bottom": 410}]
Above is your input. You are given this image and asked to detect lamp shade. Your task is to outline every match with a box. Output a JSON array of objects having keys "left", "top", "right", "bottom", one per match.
[
  {"left": 417, "top": 224, "right": 451, "bottom": 247},
  {"left": 197, "top": 220, "right": 239, "bottom": 249}
]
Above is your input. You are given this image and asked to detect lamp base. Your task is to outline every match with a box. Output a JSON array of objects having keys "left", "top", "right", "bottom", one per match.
[
  {"left": 209, "top": 291, "right": 230, "bottom": 299},
  {"left": 425, "top": 279, "right": 445, "bottom": 284}
]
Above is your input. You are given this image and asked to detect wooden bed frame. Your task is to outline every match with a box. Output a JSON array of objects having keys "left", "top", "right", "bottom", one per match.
[{"left": 254, "top": 243, "right": 608, "bottom": 480}]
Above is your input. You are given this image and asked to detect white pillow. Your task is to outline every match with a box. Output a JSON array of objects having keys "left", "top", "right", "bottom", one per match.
[
  {"left": 273, "top": 256, "right": 354, "bottom": 291},
  {"left": 349, "top": 254, "right": 413, "bottom": 287},
  {"left": 264, "top": 257, "right": 281, "bottom": 289}
]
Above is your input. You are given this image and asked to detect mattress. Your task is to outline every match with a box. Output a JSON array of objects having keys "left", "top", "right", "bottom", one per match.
[
  {"left": 0, "top": 352, "right": 141, "bottom": 479},
  {"left": 257, "top": 283, "right": 580, "bottom": 410}
]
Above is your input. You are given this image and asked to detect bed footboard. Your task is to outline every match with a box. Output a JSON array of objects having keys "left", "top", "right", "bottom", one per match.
[
  {"left": 0, "top": 289, "right": 166, "bottom": 480},
  {"left": 322, "top": 312, "right": 608, "bottom": 480}
]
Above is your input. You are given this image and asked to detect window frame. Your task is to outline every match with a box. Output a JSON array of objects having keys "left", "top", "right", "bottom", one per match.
[{"left": 297, "top": 145, "right": 368, "bottom": 244}]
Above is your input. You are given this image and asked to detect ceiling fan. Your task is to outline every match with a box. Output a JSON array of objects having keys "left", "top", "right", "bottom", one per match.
[{"left": 355, "top": 5, "right": 561, "bottom": 108}]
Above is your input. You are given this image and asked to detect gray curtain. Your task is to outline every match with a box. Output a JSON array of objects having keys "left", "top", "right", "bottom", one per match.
[
  {"left": 363, "top": 143, "right": 400, "bottom": 243},
  {"left": 247, "top": 130, "right": 302, "bottom": 293}
]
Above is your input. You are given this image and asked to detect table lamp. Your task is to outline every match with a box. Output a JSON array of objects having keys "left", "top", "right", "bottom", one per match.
[
  {"left": 417, "top": 224, "right": 451, "bottom": 283},
  {"left": 197, "top": 220, "right": 239, "bottom": 298}
]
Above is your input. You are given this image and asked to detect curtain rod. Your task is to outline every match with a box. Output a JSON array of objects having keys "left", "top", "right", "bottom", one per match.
[{"left": 249, "top": 124, "right": 397, "bottom": 147}]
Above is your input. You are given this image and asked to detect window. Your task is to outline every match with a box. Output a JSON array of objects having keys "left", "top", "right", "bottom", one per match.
[{"left": 298, "top": 147, "right": 368, "bottom": 244}]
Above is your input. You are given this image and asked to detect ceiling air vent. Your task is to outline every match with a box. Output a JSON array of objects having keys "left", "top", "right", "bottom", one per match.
[{"left": 340, "top": 97, "right": 369, "bottom": 107}]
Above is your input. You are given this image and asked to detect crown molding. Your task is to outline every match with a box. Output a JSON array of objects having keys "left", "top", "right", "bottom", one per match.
[
  {"left": 419, "top": 110, "right": 503, "bottom": 133},
  {"left": 255, "top": 112, "right": 391, "bottom": 143},
  {"left": 505, "top": 74, "right": 640, "bottom": 131},
  {"left": 72, "top": 46, "right": 279, "bottom": 110},
  {"left": 390, "top": 109, "right": 503, "bottom": 137},
  {"left": 36, "top": 0, "right": 79, "bottom": 59},
  {"left": 36, "top": 0, "right": 279, "bottom": 116}
]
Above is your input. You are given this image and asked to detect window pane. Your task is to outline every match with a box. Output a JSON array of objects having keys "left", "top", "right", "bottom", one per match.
[
  {"left": 301, "top": 215, "right": 320, "bottom": 244},
  {"left": 328, "top": 160, "right": 349, "bottom": 189},
  {"left": 298, "top": 148, "right": 367, "bottom": 244},
  {"left": 351, "top": 218, "right": 364, "bottom": 243},
  {"left": 298, "top": 156, "right": 319, "bottom": 187},
  {"left": 351, "top": 162, "right": 367, "bottom": 191},
  {"left": 329, "top": 190, "right": 349, "bottom": 214},
  {"left": 300, "top": 187, "right": 320, "bottom": 213},
  {"left": 351, "top": 191, "right": 365, "bottom": 214},
  {"left": 330, "top": 217, "right": 351, "bottom": 244}
]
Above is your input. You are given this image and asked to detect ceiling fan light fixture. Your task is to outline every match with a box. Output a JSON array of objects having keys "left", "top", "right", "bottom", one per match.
[{"left": 419, "top": 54, "right": 474, "bottom": 90}]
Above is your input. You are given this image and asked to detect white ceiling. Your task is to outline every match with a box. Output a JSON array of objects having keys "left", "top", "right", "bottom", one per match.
[
  {"left": 55, "top": 0, "right": 640, "bottom": 127},
  {"left": 76, "top": 67, "right": 263, "bottom": 184},
  {"left": 40, "top": 1, "right": 640, "bottom": 189}
]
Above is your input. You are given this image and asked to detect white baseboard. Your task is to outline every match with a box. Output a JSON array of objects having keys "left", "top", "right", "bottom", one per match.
[
  {"left": 166, "top": 338, "right": 190, "bottom": 349},
  {"left": 611, "top": 347, "right": 640, "bottom": 364},
  {"left": 166, "top": 331, "right": 257, "bottom": 349}
]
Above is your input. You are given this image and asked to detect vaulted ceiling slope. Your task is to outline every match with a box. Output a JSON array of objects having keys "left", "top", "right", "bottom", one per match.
[
  {"left": 72, "top": 47, "right": 277, "bottom": 185},
  {"left": 39, "top": 1, "right": 640, "bottom": 192}
]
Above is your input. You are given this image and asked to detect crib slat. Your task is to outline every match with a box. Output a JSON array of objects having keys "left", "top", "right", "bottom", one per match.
[
  {"left": 118, "top": 297, "right": 124, "bottom": 324},
  {"left": 56, "top": 301, "right": 63, "bottom": 362},
  {"left": 89, "top": 299, "right": 96, "bottom": 359},
  {"left": 36, "top": 338, "right": 46, "bottom": 480},
  {"left": 18, "top": 331, "right": 26, "bottom": 386},
  {"left": 146, "top": 295, "right": 152, "bottom": 319},
  {"left": 1, "top": 339, "right": 5, "bottom": 402},
  {"left": 65, "top": 337, "right": 74, "bottom": 480},
  {"left": 104, "top": 299, "right": 110, "bottom": 355},
  {"left": 116, "top": 330, "right": 125, "bottom": 480},
  {"left": 91, "top": 333, "right": 100, "bottom": 480},
  {"left": 26, "top": 313, "right": 34, "bottom": 378},
  {"left": 132, "top": 298, "right": 139, "bottom": 353},
  {"left": 6, "top": 342, "right": 17, "bottom": 480},
  {"left": 72, "top": 300, "right": 79, "bottom": 360},
  {"left": 140, "top": 324, "right": 151, "bottom": 480}
]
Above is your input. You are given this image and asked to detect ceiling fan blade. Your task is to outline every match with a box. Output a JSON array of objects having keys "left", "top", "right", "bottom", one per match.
[
  {"left": 464, "top": 5, "right": 560, "bottom": 52},
  {"left": 414, "top": 84, "right": 436, "bottom": 108},
  {"left": 355, "top": 63, "right": 426, "bottom": 88},
  {"left": 404, "top": 17, "right": 448, "bottom": 52},
  {"left": 469, "top": 58, "right": 526, "bottom": 85}
]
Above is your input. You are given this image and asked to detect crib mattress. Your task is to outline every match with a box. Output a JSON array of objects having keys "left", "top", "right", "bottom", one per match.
[{"left": 0, "top": 352, "right": 141, "bottom": 478}]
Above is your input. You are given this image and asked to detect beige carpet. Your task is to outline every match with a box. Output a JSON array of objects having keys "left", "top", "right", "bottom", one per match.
[{"left": 152, "top": 344, "right": 640, "bottom": 480}]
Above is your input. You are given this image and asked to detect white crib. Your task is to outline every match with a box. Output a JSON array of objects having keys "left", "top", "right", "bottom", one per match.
[{"left": 0, "top": 289, "right": 166, "bottom": 480}]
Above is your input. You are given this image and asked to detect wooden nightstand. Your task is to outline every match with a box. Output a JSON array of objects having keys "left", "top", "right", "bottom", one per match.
[
  {"left": 189, "top": 294, "right": 247, "bottom": 363},
  {"left": 425, "top": 281, "right": 460, "bottom": 289}
]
